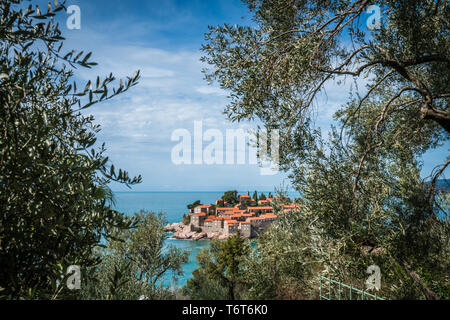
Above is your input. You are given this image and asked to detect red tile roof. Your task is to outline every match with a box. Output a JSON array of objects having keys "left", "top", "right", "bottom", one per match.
[
  {"left": 242, "top": 213, "right": 255, "bottom": 217},
  {"left": 248, "top": 206, "right": 273, "bottom": 210},
  {"left": 262, "top": 214, "right": 278, "bottom": 219}
]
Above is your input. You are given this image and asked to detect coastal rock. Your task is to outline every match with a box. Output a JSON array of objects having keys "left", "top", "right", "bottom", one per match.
[
  {"left": 164, "top": 222, "right": 182, "bottom": 232},
  {"left": 217, "top": 233, "right": 230, "bottom": 240},
  {"left": 176, "top": 228, "right": 193, "bottom": 239},
  {"left": 207, "top": 232, "right": 231, "bottom": 240},
  {"left": 192, "top": 232, "right": 207, "bottom": 240},
  {"left": 208, "top": 232, "right": 219, "bottom": 240},
  {"left": 168, "top": 222, "right": 200, "bottom": 240},
  {"left": 166, "top": 222, "right": 230, "bottom": 241}
]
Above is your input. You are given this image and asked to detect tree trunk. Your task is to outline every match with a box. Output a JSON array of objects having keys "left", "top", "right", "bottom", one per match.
[
  {"left": 228, "top": 282, "right": 235, "bottom": 300},
  {"left": 420, "top": 104, "right": 450, "bottom": 134},
  {"left": 402, "top": 262, "right": 438, "bottom": 300}
]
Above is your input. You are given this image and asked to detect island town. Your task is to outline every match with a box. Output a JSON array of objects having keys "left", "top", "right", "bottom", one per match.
[{"left": 165, "top": 191, "right": 299, "bottom": 240}]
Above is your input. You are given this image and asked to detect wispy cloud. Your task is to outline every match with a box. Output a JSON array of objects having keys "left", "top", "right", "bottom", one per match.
[
  {"left": 59, "top": 0, "right": 446, "bottom": 190},
  {"left": 66, "top": 22, "right": 290, "bottom": 190}
]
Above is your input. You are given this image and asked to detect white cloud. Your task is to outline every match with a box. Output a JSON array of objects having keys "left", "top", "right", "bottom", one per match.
[
  {"left": 68, "top": 34, "right": 228, "bottom": 147},
  {"left": 195, "top": 86, "right": 227, "bottom": 96}
]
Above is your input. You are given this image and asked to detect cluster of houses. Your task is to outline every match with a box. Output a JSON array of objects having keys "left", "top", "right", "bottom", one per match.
[{"left": 188, "top": 194, "right": 299, "bottom": 238}]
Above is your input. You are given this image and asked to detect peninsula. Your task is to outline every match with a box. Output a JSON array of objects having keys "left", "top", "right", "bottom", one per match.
[{"left": 164, "top": 191, "right": 299, "bottom": 240}]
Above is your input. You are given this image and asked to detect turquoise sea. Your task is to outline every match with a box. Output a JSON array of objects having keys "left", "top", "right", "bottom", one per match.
[{"left": 112, "top": 191, "right": 300, "bottom": 288}]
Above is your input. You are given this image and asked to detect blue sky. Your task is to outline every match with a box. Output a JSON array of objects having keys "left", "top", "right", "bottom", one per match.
[{"left": 47, "top": 0, "right": 448, "bottom": 191}]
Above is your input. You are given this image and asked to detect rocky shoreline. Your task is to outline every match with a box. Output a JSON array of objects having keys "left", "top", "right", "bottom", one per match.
[{"left": 164, "top": 222, "right": 231, "bottom": 241}]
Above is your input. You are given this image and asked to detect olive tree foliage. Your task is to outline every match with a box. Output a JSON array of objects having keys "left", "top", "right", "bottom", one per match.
[
  {"left": 182, "top": 247, "right": 229, "bottom": 300},
  {"left": 242, "top": 210, "right": 320, "bottom": 300},
  {"left": 183, "top": 234, "right": 250, "bottom": 300},
  {"left": 298, "top": 133, "right": 448, "bottom": 299},
  {"left": 79, "top": 211, "right": 189, "bottom": 300},
  {"left": 0, "top": 0, "right": 142, "bottom": 299},
  {"left": 243, "top": 144, "right": 449, "bottom": 300},
  {"left": 202, "top": 0, "right": 449, "bottom": 299},
  {"left": 201, "top": 0, "right": 449, "bottom": 195},
  {"left": 244, "top": 107, "right": 449, "bottom": 300}
]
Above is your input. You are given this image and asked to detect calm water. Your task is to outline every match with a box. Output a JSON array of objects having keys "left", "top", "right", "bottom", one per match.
[{"left": 112, "top": 191, "right": 300, "bottom": 288}]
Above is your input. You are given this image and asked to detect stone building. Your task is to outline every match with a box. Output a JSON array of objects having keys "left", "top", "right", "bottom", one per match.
[
  {"left": 224, "top": 220, "right": 239, "bottom": 235},
  {"left": 184, "top": 197, "right": 296, "bottom": 239},
  {"left": 239, "top": 221, "right": 251, "bottom": 238},
  {"left": 194, "top": 204, "right": 215, "bottom": 215},
  {"left": 216, "top": 207, "right": 235, "bottom": 215},
  {"left": 212, "top": 218, "right": 224, "bottom": 233},
  {"left": 191, "top": 212, "right": 206, "bottom": 228},
  {"left": 247, "top": 206, "right": 274, "bottom": 215},
  {"left": 238, "top": 194, "right": 252, "bottom": 205}
]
